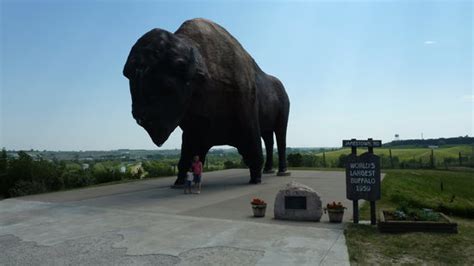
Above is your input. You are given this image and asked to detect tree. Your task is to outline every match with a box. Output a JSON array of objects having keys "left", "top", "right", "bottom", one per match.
[
  {"left": 142, "top": 161, "right": 174, "bottom": 177},
  {"left": 4, "top": 151, "right": 52, "bottom": 197},
  {"left": 287, "top": 153, "right": 303, "bottom": 167},
  {"left": 0, "top": 148, "right": 8, "bottom": 196},
  {"left": 302, "top": 154, "right": 316, "bottom": 167},
  {"left": 224, "top": 160, "right": 231, "bottom": 169},
  {"left": 32, "top": 159, "right": 63, "bottom": 190},
  {"left": 0, "top": 148, "right": 6, "bottom": 173},
  {"left": 8, "top": 151, "right": 33, "bottom": 183},
  {"left": 337, "top": 154, "right": 348, "bottom": 168},
  {"left": 224, "top": 160, "right": 237, "bottom": 169}
]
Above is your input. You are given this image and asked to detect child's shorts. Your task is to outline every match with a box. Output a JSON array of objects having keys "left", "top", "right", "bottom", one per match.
[
  {"left": 185, "top": 180, "right": 192, "bottom": 187},
  {"left": 193, "top": 174, "right": 202, "bottom": 183}
]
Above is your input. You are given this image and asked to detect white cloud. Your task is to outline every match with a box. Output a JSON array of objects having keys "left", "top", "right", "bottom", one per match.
[{"left": 424, "top": 40, "right": 436, "bottom": 45}]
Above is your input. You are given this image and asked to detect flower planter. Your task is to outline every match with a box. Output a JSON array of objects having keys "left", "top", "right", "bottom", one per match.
[
  {"left": 324, "top": 202, "right": 346, "bottom": 223},
  {"left": 378, "top": 210, "right": 458, "bottom": 233},
  {"left": 252, "top": 204, "right": 267, "bottom": 217},
  {"left": 327, "top": 209, "right": 345, "bottom": 223}
]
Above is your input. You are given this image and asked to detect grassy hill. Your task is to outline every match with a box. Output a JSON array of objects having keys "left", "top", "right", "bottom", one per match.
[
  {"left": 314, "top": 145, "right": 471, "bottom": 160},
  {"left": 301, "top": 145, "right": 474, "bottom": 168},
  {"left": 346, "top": 169, "right": 474, "bottom": 264}
]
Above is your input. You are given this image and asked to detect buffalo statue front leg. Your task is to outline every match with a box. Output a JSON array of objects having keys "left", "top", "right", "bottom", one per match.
[
  {"left": 237, "top": 132, "right": 264, "bottom": 184},
  {"left": 174, "top": 132, "right": 194, "bottom": 186},
  {"left": 174, "top": 131, "right": 210, "bottom": 187},
  {"left": 175, "top": 151, "right": 192, "bottom": 187}
]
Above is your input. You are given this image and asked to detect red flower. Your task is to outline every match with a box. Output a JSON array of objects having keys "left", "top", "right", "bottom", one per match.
[
  {"left": 326, "top": 201, "right": 345, "bottom": 209},
  {"left": 251, "top": 198, "right": 266, "bottom": 205}
]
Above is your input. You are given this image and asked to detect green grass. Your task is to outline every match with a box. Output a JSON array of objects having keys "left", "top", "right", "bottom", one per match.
[
  {"left": 345, "top": 169, "right": 474, "bottom": 264},
  {"left": 345, "top": 218, "right": 474, "bottom": 265},
  {"left": 312, "top": 145, "right": 473, "bottom": 165},
  {"left": 367, "top": 169, "right": 474, "bottom": 218}
]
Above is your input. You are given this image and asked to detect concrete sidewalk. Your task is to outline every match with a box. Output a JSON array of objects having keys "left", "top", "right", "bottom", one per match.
[{"left": 0, "top": 169, "right": 351, "bottom": 265}]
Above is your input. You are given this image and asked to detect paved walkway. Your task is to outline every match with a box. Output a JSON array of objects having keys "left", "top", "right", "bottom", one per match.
[{"left": 0, "top": 169, "right": 352, "bottom": 265}]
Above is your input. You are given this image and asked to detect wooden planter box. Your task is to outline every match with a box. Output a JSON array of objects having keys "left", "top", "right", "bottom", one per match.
[{"left": 378, "top": 210, "right": 458, "bottom": 233}]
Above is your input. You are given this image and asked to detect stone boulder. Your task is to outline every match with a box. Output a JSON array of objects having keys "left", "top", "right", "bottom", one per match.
[{"left": 274, "top": 181, "right": 322, "bottom": 221}]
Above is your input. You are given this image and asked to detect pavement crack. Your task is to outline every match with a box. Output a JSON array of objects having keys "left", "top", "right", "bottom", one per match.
[{"left": 318, "top": 230, "right": 343, "bottom": 265}]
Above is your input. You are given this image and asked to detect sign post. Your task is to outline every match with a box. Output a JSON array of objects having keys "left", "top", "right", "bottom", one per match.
[{"left": 343, "top": 138, "right": 381, "bottom": 225}]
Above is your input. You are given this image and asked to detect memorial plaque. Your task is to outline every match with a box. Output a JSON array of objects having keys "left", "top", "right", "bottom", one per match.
[
  {"left": 285, "top": 196, "right": 307, "bottom": 210},
  {"left": 274, "top": 182, "right": 322, "bottom": 221},
  {"left": 345, "top": 152, "right": 381, "bottom": 201}
]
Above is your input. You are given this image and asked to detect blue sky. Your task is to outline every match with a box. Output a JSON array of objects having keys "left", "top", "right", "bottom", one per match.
[{"left": 1, "top": 0, "right": 472, "bottom": 150}]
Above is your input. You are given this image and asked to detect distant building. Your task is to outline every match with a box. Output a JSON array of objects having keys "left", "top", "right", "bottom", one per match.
[{"left": 428, "top": 145, "right": 439, "bottom": 149}]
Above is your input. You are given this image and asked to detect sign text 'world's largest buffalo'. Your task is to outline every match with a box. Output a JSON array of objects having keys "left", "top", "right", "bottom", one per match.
[{"left": 345, "top": 152, "right": 381, "bottom": 201}]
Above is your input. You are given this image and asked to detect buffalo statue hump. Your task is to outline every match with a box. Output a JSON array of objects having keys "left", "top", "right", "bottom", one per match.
[{"left": 123, "top": 18, "right": 290, "bottom": 185}]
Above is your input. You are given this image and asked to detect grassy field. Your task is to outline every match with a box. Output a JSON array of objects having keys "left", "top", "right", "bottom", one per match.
[
  {"left": 314, "top": 145, "right": 473, "bottom": 162},
  {"left": 345, "top": 218, "right": 474, "bottom": 264},
  {"left": 345, "top": 169, "right": 474, "bottom": 264}
]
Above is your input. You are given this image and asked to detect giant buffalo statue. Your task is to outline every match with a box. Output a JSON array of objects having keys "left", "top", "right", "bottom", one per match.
[{"left": 123, "top": 18, "right": 290, "bottom": 185}]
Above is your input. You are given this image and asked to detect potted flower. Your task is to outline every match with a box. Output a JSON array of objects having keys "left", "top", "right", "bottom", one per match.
[
  {"left": 251, "top": 198, "right": 267, "bottom": 217},
  {"left": 324, "top": 201, "right": 347, "bottom": 223}
]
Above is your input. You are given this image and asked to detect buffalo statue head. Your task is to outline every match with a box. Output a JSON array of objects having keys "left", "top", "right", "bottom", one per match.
[{"left": 123, "top": 29, "right": 207, "bottom": 146}]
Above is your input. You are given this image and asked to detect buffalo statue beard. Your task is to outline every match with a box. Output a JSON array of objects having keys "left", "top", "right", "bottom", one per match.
[{"left": 123, "top": 18, "right": 290, "bottom": 185}]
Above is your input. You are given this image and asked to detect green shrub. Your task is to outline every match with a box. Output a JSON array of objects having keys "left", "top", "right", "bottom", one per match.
[
  {"left": 224, "top": 160, "right": 240, "bottom": 169},
  {"left": 337, "top": 154, "right": 348, "bottom": 168},
  {"left": 142, "top": 161, "right": 174, "bottom": 177},
  {"left": 8, "top": 180, "right": 47, "bottom": 197},
  {"left": 62, "top": 170, "right": 93, "bottom": 188},
  {"left": 93, "top": 168, "right": 122, "bottom": 184},
  {"left": 287, "top": 153, "right": 303, "bottom": 167},
  {"left": 32, "top": 159, "right": 63, "bottom": 190}
]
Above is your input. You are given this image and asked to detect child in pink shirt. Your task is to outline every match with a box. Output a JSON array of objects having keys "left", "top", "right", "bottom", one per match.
[{"left": 192, "top": 155, "right": 203, "bottom": 194}]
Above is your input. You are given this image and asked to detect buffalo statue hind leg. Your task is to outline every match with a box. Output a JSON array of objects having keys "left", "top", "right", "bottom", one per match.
[
  {"left": 262, "top": 131, "right": 275, "bottom": 174},
  {"left": 175, "top": 150, "right": 192, "bottom": 186},
  {"left": 276, "top": 116, "right": 290, "bottom": 176}
]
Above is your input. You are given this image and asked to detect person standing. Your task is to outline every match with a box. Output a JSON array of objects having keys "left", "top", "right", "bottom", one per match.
[
  {"left": 192, "top": 155, "right": 203, "bottom": 194},
  {"left": 184, "top": 168, "right": 193, "bottom": 194}
]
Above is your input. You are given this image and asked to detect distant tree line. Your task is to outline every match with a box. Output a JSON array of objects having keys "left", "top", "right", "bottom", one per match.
[
  {"left": 223, "top": 160, "right": 246, "bottom": 169},
  {"left": 142, "top": 161, "right": 174, "bottom": 177},
  {"left": 384, "top": 136, "right": 473, "bottom": 147},
  {"left": 0, "top": 148, "right": 257, "bottom": 198},
  {"left": 0, "top": 149, "right": 175, "bottom": 198},
  {"left": 3, "top": 145, "right": 472, "bottom": 198},
  {"left": 287, "top": 153, "right": 329, "bottom": 168}
]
